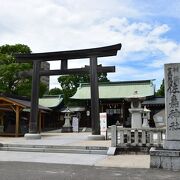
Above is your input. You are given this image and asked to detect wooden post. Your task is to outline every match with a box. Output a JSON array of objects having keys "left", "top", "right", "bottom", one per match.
[
  {"left": 61, "top": 59, "right": 68, "bottom": 70},
  {"left": 15, "top": 106, "right": 20, "bottom": 137},
  {"left": 89, "top": 56, "right": 100, "bottom": 135},
  {"left": 29, "top": 61, "right": 40, "bottom": 134}
]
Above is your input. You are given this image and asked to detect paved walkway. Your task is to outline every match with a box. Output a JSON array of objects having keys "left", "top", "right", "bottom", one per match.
[
  {"left": 0, "top": 132, "right": 150, "bottom": 169},
  {"left": 1, "top": 162, "right": 179, "bottom": 180},
  {"left": 0, "top": 132, "right": 110, "bottom": 146}
]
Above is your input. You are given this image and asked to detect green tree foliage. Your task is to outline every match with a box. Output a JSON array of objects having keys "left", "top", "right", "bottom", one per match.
[
  {"left": 39, "top": 82, "right": 48, "bottom": 98},
  {"left": 14, "top": 79, "right": 47, "bottom": 98},
  {"left": 0, "top": 44, "right": 47, "bottom": 97},
  {"left": 49, "top": 87, "right": 63, "bottom": 95},
  {"left": 58, "top": 73, "right": 109, "bottom": 104},
  {"left": 0, "top": 44, "right": 32, "bottom": 94},
  {"left": 156, "top": 79, "right": 164, "bottom": 96}
]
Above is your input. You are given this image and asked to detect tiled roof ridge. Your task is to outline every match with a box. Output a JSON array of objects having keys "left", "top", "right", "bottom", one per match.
[{"left": 79, "top": 79, "right": 154, "bottom": 87}]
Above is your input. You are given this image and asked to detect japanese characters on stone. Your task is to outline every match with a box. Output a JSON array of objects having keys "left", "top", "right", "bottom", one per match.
[{"left": 167, "top": 65, "right": 180, "bottom": 131}]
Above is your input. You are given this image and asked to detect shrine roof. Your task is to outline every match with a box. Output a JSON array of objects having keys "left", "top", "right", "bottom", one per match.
[
  {"left": 71, "top": 80, "right": 155, "bottom": 100},
  {"left": 142, "top": 97, "right": 165, "bottom": 105},
  {"left": 0, "top": 96, "right": 50, "bottom": 111},
  {"left": 39, "top": 95, "right": 63, "bottom": 108}
]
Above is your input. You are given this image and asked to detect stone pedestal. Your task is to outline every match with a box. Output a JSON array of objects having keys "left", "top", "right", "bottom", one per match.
[
  {"left": 128, "top": 99, "right": 144, "bottom": 128},
  {"left": 24, "top": 133, "right": 41, "bottom": 140},
  {"left": 129, "top": 108, "right": 143, "bottom": 128},
  {"left": 150, "top": 63, "right": 180, "bottom": 171},
  {"left": 163, "top": 140, "right": 180, "bottom": 149},
  {"left": 150, "top": 148, "right": 180, "bottom": 171},
  {"left": 88, "top": 134, "right": 105, "bottom": 140},
  {"left": 61, "top": 127, "right": 73, "bottom": 133}
]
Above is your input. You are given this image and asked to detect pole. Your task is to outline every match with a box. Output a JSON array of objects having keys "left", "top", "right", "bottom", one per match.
[
  {"left": 29, "top": 61, "right": 40, "bottom": 134},
  {"left": 89, "top": 56, "right": 100, "bottom": 135}
]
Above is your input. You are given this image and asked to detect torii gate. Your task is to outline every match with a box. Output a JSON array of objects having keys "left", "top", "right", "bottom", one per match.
[{"left": 16, "top": 43, "right": 122, "bottom": 139}]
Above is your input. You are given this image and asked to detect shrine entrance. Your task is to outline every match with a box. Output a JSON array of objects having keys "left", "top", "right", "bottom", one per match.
[{"left": 16, "top": 43, "right": 121, "bottom": 139}]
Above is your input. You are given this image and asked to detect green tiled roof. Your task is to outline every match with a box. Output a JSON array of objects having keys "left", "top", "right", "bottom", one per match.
[
  {"left": 39, "top": 95, "right": 63, "bottom": 108},
  {"left": 142, "top": 97, "right": 165, "bottom": 105},
  {"left": 71, "top": 80, "right": 155, "bottom": 100}
]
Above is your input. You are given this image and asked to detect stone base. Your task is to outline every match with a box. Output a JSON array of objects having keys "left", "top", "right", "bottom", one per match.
[
  {"left": 88, "top": 135, "right": 105, "bottom": 140},
  {"left": 24, "top": 133, "right": 41, "bottom": 140},
  {"left": 61, "top": 126, "right": 73, "bottom": 133},
  {"left": 163, "top": 140, "right": 180, "bottom": 149},
  {"left": 129, "top": 108, "right": 143, "bottom": 128},
  {"left": 150, "top": 147, "right": 180, "bottom": 171},
  {"left": 107, "top": 147, "right": 116, "bottom": 156}
]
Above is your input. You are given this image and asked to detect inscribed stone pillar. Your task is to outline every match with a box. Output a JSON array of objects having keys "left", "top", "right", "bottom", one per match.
[
  {"left": 164, "top": 63, "right": 180, "bottom": 149},
  {"left": 150, "top": 63, "right": 180, "bottom": 171}
]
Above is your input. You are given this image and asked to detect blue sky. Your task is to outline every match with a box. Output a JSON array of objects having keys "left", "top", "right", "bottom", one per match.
[{"left": 0, "top": 0, "right": 180, "bottom": 90}]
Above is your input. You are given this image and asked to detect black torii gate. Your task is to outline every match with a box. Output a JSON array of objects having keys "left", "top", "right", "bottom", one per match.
[{"left": 16, "top": 43, "right": 121, "bottom": 138}]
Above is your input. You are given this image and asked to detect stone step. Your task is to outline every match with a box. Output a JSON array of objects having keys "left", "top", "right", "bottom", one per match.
[
  {"left": 0, "top": 144, "right": 108, "bottom": 155},
  {"left": 1, "top": 143, "right": 108, "bottom": 150}
]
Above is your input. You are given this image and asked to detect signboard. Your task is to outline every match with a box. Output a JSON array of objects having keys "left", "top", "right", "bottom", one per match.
[
  {"left": 72, "top": 117, "right": 79, "bottom": 132},
  {"left": 100, "top": 113, "right": 107, "bottom": 136}
]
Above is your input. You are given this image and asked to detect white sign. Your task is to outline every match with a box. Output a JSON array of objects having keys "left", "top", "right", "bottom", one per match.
[
  {"left": 100, "top": 113, "right": 107, "bottom": 136},
  {"left": 72, "top": 117, "right": 79, "bottom": 132}
]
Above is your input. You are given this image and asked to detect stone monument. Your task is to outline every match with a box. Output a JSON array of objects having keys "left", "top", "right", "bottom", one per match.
[
  {"left": 150, "top": 63, "right": 180, "bottom": 171},
  {"left": 153, "top": 109, "right": 166, "bottom": 128}
]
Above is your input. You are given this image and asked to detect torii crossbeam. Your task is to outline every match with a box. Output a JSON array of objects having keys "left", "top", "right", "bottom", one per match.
[{"left": 16, "top": 43, "right": 122, "bottom": 139}]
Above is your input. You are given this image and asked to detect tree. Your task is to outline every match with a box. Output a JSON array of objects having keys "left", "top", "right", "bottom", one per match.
[
  {"left": 58, "top": 73, "right": 109, "bottom": 104},
  {"left": 39, "top": 82, "right": 48, "bottom": 97},
  {"left": 0, "top": 44, "right": 47, "bottom": 97},
  {"left": 0, "top": 44, "right": 32, "bottom": 94},
  {"left": 156, "top": 79, "right": 164, "bottom": 96},
  {"left": 14, "top": 79, "right": 47, "bottom": 98},
  {"left": 49, "top": 87, "right": 63, "bottom": 95}
]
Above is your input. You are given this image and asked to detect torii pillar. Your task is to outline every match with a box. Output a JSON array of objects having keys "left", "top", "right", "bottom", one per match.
[{"left": 90, "top": 57, "right": 100, "bottom": 135}]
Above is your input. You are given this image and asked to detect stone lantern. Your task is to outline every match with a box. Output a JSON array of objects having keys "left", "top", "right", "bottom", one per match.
[
  {"left": 142, "top": 106, "right": 150, "bottom": 128},
  {"left": 61, "top": 107, "right": 73, "bottom": 132},
  {"left": 128, "top": 91, "right": 145, "bottom": 128}
]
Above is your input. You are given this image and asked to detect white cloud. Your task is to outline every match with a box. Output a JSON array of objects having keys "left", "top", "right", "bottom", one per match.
[
  {"left": 0, "top": 0, "right": 180, "bottom": 90},
  {"left": 148, "top": 25, "right": 170, "bottom": 37}
]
